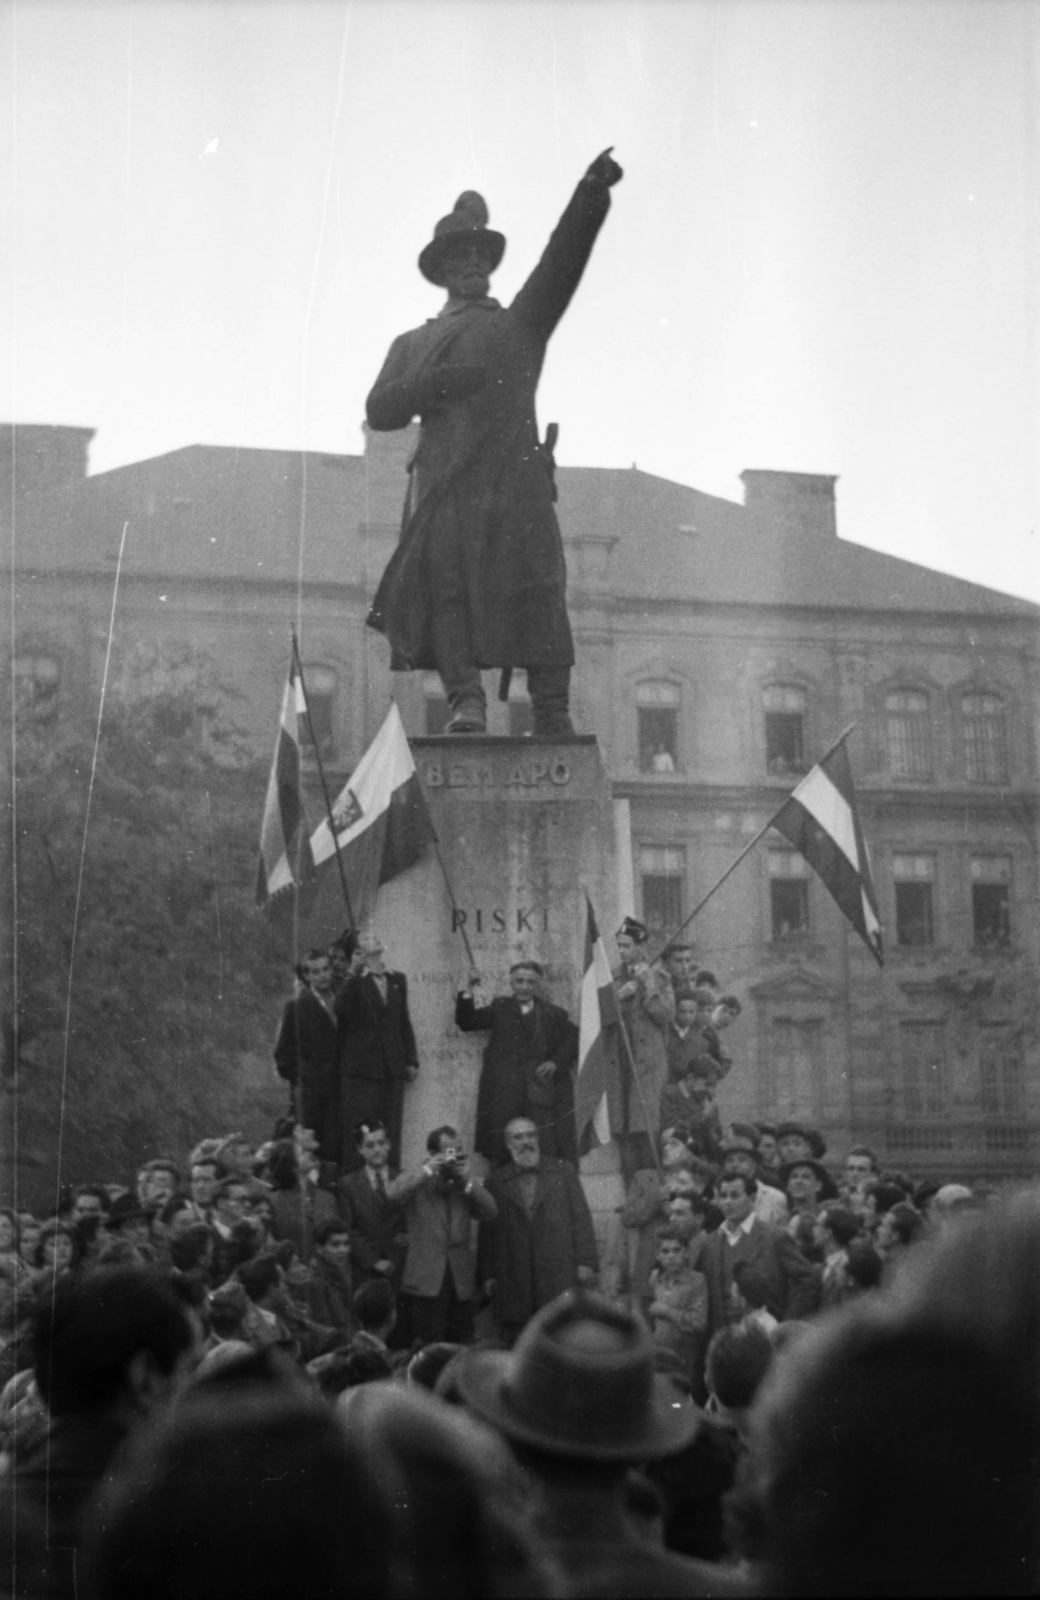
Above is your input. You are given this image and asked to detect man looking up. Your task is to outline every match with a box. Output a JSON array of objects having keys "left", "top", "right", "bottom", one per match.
[
  {"left": 479, "top": 1118, "right": 598, "bottom": 1345},
  {"left": 365, "top": 149, "right": 623, "bottom": 736}
]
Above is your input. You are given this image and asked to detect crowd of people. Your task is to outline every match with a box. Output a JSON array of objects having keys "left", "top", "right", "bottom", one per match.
[{"left": 0, "top": 914, "right": 1036, "bottom": 1597}]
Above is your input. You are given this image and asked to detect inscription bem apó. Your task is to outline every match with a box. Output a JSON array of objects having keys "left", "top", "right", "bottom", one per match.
[{"left": 423, "top": 758, "right": 571, "bottom": 790}]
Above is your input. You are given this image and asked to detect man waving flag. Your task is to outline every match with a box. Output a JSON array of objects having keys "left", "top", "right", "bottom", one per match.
[{"left": 770, "top": 736, "right": 883, "bottom": 965}]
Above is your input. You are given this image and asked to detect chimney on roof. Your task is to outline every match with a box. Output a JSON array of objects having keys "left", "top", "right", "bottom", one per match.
[
  {"left": 740, "top": 470, "right": 838, "bottom": 543},
  {"left": 0, "top": 423, "right": 94, "bottom": 501}
]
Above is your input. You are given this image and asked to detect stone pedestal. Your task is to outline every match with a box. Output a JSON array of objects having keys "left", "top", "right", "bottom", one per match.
[{"left": 309, "top": 732, "right": 627, "bottom": 1269}]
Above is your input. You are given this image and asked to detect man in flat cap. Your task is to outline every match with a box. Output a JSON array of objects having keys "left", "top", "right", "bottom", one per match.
[
  {"left": 455, "top": 961, "right": 578, "bottom": 1167},
  {"left": 365, "top": 149, "right": 623, "bottom": 736}
]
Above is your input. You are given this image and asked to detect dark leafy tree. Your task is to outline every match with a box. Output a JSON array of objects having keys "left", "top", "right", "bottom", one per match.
[{"left": 3, "top": 642, "right": 300, "bottom": 1209}]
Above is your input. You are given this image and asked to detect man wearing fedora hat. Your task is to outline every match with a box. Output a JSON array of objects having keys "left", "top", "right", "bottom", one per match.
[
  {"left": 780, "top": 1157, "right": 838, "bottom": 1261},
  {"left": 455, "top": 1290, "right": 747, "bottom": 1597},
  {"left": 365, "top": 149, "right": 623, "bottom": 736}
]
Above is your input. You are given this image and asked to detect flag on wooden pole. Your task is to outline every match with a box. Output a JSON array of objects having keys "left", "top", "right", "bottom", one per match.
[
  {"left": 256, "top": 654, "right": 313, "bottom": 905},
  {"left": 574, "top": 893, "right": 619, "bottom": 1149},
  {"left": 770, "top": 737, "right": 883, "bottom": 964}
]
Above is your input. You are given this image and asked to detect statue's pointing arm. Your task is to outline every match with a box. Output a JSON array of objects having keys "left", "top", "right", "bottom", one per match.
[{"left": 510, "top": 147, "right": 623, "bottom": 344}]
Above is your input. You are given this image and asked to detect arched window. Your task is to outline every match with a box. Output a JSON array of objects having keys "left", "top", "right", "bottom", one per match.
[
  {"left": 423, "top": 675, "right": 450, "bottom": 736},
  {"left": 638, "top": 845, "right": 684, "bottom": 935},
  {"left": 300, "top": 666, "right": 337, "bottom": 757},
  {"left": 970, "top": 855, "right": 1011, "bottom": 948},
  {"left": 768, "top": 850, "right": 810, "bottom": 940},
  {"left": 508, "top": 676, "right": 533, "bottom": 738},
  {"left": 962, "top": 693, "right": 1006, "bottom": 784},
  {"left": 884, "top": 689, "right": 932, "bottom": 779},
  {"left": 763, "top": 685, "right": 806, "bottom": 775},
  {"left": 636, "top": 681, "right": 680, "bottom": 772},
  {"left": 13, "top": 654, "right": 60, "bottom": 721}
]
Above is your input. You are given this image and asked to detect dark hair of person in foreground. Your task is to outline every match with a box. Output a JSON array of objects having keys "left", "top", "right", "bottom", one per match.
[
  {"left": 84, "top": 1378, "right": 552, "bottom": 1600},
  {"left": 729, "top": 1189, "right": 1040, "bottom": 1597},
  {"left": 83, "top": 1385, "right": 392, "bottom": 1600}
]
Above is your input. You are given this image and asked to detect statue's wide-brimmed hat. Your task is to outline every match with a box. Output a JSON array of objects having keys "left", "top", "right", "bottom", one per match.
[
  {"left": 455, "top": 1289, "right": 698, "bottom": 1462},
  {"left": 418, "top": 191, "right": 505, "bottom": 286}
]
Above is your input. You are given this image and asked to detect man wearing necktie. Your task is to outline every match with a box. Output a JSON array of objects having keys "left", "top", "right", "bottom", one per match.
[
  {"left": 337, "top": 933, "right": 419, "bottom": 1173},
  {"left": 455, "top": 960, "right": 579, "bottom": 1167}
]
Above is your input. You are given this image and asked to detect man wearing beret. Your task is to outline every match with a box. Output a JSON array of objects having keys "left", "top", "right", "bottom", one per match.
[
  {"left": 456, "top": 961, "right": 578, "bottom": 1167},
  {"left": 365, "top": 149, "right": 623, "bottom": 736}
]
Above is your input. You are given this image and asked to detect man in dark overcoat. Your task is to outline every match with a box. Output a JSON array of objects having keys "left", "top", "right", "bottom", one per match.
[
  {"left": 455, "top": 960, "right": 579, "bottom": 1166},
  {"left": 336, "top": 934, "right": 418, "bottom": 1171},
  {"left": 365, "top": 148, "right": 623, "bottom": 735},
  {"left": 478, "top": 1118, "right": 598, "bottom": 1345},
  {"left": 272, "top": 948, "right": 340, "bottom": 1164}
]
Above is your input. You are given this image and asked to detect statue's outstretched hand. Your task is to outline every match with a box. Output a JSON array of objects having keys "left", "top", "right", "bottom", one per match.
[{"left": 586, "top": 146, "right": 623, "bottom": 187}]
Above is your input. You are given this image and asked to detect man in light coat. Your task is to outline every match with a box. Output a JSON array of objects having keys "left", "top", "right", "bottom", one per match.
[{"left": 394, "top": 1126, "right": 496, "bottom": 1345}]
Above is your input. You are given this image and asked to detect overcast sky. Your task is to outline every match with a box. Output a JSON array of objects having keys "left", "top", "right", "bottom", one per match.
[{"left": 3, "top": 0, "right": 1038, "bottom": 601}]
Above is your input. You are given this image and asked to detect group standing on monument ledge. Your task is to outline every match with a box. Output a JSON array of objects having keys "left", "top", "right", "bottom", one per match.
[{"left": 0, "top": 916, "right": 1037, "bottom": 1597}]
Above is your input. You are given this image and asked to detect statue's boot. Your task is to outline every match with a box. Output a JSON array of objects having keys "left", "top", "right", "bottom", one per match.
[
  {"left": 446, "top": 684, "right": 487, "bottom": 734},
  {"left": 434, "top": 611, "right": 487, "bottom": 733},
  {"left": 528, "top": 665, "right": 577, "bottom": 736}
]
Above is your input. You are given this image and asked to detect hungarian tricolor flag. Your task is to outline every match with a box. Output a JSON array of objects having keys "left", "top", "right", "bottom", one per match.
[
  {"left": 574, "top": 893, "right": 620, "bottom": 1150},
  {"left": 309, "top": 702, "right": 436, "bottom": 892},
  {"left": 770, "top": 738, "right": 883, "bottom": 964},
  {"left": 256, "top": 654, "right": 313, "bottom": 905}
]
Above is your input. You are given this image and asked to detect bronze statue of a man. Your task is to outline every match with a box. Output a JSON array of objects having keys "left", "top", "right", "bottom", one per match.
[{"left": 365, "top": 148, "right": 623, "bottom": 736}]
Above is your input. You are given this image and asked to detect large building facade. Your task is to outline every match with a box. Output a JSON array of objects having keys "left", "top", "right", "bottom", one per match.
[{"left": 7, "top": 421, "right": 1040, "bottom": 1177}]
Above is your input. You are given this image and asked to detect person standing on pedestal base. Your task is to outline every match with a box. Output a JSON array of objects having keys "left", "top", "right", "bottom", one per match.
[
  {"left": 455, "top": 961, "right": 579, "bottom": 1167},
  {"left": 336, "top": 934, "right": 419, "bottom": 1173},
  {"left": 365, "top": 149, "right": 623, "bottom": 735}
]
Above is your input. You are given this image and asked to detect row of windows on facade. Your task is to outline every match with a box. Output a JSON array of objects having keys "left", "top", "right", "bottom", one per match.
[
  {"left": 763, "top": 1017, "right": 1027, "bottom": 1128},
  {"left": 15, "top": 657, "right": 1013, "bottom": 786},
  {"left": 633, "top": 682, "right": 1011, "bottom": 782},
  {"left": 637, "top": 845, "right": 1014, "bottom": 951}
]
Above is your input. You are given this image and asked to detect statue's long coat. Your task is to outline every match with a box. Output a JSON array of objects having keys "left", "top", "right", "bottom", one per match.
[{"left": 365, "top": 172, "right": 614, "bottom": 671}]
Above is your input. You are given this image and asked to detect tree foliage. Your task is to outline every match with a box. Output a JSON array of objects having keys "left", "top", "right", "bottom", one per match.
[{"left": 4, "top": 642, "right": 299, "bottom": 1207}]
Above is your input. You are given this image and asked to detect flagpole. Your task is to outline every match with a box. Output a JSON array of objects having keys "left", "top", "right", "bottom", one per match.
[
  {"left": 580, "top": 887, "right": 663, "bottom": 1176},
  {"left": 290, "top": 629, "right": 356, "bottom": 930},
  {"left": 432, "top": 840, "right": 480, "bottom": 977},
  {"left": 650, "top": 723, "right": 858, "bottom": 967}
]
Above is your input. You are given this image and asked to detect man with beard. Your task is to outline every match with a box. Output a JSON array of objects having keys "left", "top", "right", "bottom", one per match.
[{"left": 478, "top": 1119, "right": 597, "bottom": 1345}]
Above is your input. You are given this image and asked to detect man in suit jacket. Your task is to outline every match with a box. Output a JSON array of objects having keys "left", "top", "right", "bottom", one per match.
[
  {"left": 273, "top": 949, "right": 341, "bottom": 1164},
  {"left": 478, "top": 1118, "right": 598, "bottom": 1345},
  {"left": 700, "top": 1172, "right": 820, "bottom": 1336},
  {"left": 338, "top": 1120, "right": 410, "bottom": 1292},
  {"left": 394, "top": 1125, "right": 497, "bottom": 1344},
  {"left": 336, "top": 933, "right": 419, "bottom": 1172},
  {"left": 455, "top": 961, "right": 579, "bottom": 1166}
]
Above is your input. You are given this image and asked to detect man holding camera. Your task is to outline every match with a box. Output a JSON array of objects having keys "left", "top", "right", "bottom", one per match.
[{"left": 394, "top": 1124, "right": 497, "bottom": 1345}]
